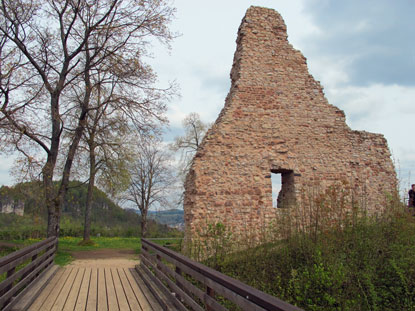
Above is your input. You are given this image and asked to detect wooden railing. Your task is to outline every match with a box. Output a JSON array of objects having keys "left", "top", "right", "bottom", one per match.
[
  {"left": 140, "top": 238, "right": 303, "bottom": 311},
  {"left": 0, "top": 237, "right": 57, "bottom": 311}
]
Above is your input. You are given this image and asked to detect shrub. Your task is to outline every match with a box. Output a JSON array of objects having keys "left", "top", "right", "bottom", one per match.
[{"left": 186, "top": 183, "right": 412, "bottom": 310}]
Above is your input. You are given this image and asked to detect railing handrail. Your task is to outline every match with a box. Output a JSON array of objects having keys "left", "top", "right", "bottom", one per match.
[
  {"left": 141, "top": 238, "right": 302, "bottom": 311},
  {"left": 0, "top": 237, "right": 57, "bottom": 268},
  {"left": 0, "top": 237, "right": 58, "bottom": 311}
]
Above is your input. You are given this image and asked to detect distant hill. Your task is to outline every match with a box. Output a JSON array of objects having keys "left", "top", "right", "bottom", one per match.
[
  {"left": 148, "top": 209, "right": 184, "bottom": 230},
  {"left": 0, "top": 181, "right": 181, "bottom": 238},
  {"left": 0, "top": 181, "right": 138, "bottom": 226}
]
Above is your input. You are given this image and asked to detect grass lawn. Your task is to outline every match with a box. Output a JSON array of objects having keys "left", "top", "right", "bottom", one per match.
[
  {"left": 0, "top": 236, "right": 183, "bottom": 268},
  {"left": 55, "top": 236, "right": 142, "bottom": 266}
]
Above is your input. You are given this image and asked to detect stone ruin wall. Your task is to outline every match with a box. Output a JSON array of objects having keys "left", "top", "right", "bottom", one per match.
[{"left": 184, "top": 6, "right": 397, "bottom": 240}]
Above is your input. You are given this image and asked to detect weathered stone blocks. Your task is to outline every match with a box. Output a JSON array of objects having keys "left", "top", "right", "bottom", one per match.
[{"left": 184, "top": 6, "right": 397, "bottom": 240}]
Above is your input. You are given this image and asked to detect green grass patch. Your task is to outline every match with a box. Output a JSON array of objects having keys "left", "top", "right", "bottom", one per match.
[
  {"left": 1, "top": 238, "right": 42, "bottom": 247},
  {"left": 54, "top": 237, "right": 184, "bottom": 266},
  {"left": 77, "top": 239, "right": 96, "bottom": 246},
  {"left": 149, "top": 238, "right": 183, "bottom": 252},
  {"left": 0, "top": 237, "right": 143, "bottom": 267},
  {"left": 201, "top": 210, "right": 415, "bottom": 311},
  {"left": 58, "top": 236, "right": 142, "bottom": 252},
  {"left": 54, "top": 250, "right": 74, "bottom": 266},
  {"left": 0, "top": 246, "right": 19, "bottom": 257},
  {"left": 1, "top": 236, "right": 184, "bottom": 269},
  {"left": 55, "top": 236, "right": 143, "bottom": 266}
]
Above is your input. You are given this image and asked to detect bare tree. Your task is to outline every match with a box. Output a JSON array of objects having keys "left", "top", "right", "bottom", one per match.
[
  {"left": 79, "top": 104, "right": 133, "bottom": 243},
  {"left": 125, "top": 138, "right": 174, "bottom": 237},
  {"left": 0, "top": 0, "right": 175, "bottom": 237},
  {"left": 77, "top": 67, "right": 170, "bottom": 243},
  {"left": 171, "top": 113, "right": 210, "bottom": 203}
]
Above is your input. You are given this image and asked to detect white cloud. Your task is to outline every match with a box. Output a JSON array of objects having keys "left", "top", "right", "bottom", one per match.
[
  {"left": 153, "top": 0, "right": 315, "bottom": 134},
  {"left": 307, "top": 55, "right": 353, "bottom": 89},
  {"left": 0, "top": 154, "right": 17, "bottom": 186},
  {"left": 1, "top": 0, "right": 414, "bottom": 192},
  {"left": 166, "top": 105, "right": 187, "bottom": 128},
  {"left": 323, "top": 83, "right": 415, "bottom": 186}
]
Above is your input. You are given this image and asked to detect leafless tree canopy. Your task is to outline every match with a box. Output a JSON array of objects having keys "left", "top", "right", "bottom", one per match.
[
  {"left": 124, "top": 138, "right": 174, "bottom": 237},
  {"left": 0, "top": 0, "right": 176, "bottom": 236},
  {"left": 171, "top": 113, "right": 210, "bottom": 204}
]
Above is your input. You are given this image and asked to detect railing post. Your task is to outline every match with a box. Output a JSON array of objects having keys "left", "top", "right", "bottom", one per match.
[
  {"left": 156, "top": 254, "right": 162, "bottom": 270},
  {"left": 206, "top": 286, "right": 215, "bottom": 311},
  {"left": 6, "top": 267, "right": 16, "bottom": 288},
  {"left": 175, "top": 266, "right": 183, "bottom": 302},
  {"left": 2, "top": 267, "right": 16, "bottom": 306},
  {"left": 142, "top": 242, "right": 148, "bottom": 254},
  {"left": 45, "top": 238, "right": 56, "bottom": 273},
  {"left": 32, "top": 253, "right": 39, "bottom": 280},
  {"left": 21, "top": 253, "right": 38, "bottom": 283}
]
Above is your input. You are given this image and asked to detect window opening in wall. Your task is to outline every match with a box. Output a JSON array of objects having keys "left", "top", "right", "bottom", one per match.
[
  {"left": 271, "top": 169, "right": 295, "bottom": 208},
  {"left": 271, "top": 173, "right": 282, "bottom": 208}
]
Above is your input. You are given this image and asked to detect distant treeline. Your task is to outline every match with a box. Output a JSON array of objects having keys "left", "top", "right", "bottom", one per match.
[{"left": 0, "top": 181, "right": 182, "bottom": 239}]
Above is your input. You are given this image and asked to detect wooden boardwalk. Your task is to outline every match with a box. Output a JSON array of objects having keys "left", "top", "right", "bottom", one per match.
[
  {"left": 27, "top": 266, "right": 162, "bottom": 311},
  {"left": 2, "top": 238, "right": 300, "bottom": 311}
]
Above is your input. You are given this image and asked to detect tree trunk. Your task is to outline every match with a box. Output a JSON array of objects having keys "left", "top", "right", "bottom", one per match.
[
  {"left": 83, "top": 146, "right": 96, "bottom": 241},
  {"left": 45, "top": 94, "right": 61, "bottom": 238},
  {"left": 45, "top": 98, "right": 88, "bottom": 237},
  {"left": 44, "top": 163, "right": 59, "bottom": 237},
  {"left": 46, "top": 206, "right": 60, "bottom": 238},
  {"left": 141, "top": 212, "right": 148, "bottom": 238}
]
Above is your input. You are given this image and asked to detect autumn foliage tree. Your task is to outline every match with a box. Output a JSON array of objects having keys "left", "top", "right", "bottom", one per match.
[{"left": 0, "top": 0, "right": 175, "bottom": 237}]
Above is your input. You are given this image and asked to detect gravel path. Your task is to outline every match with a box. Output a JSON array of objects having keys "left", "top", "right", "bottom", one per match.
[{"left": 68, "top": 249, "right": 139, "bottom": 268}]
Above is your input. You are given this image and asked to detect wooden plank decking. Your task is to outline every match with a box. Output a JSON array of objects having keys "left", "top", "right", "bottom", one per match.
[{"left": 27, "top": 266, "right": 163, "bottom": 311}]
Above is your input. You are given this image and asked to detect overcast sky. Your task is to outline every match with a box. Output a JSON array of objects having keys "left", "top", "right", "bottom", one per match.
[
  {"left": 1, "top": 0, "right": 414, "bottom": 194},
  {"left": 154, "top": 0, "right": 415, "bottom": 193}
]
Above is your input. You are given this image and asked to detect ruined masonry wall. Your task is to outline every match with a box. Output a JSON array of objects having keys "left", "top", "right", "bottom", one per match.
[{"left": 184, "top": 7, "right": 397, "bottom": 238}]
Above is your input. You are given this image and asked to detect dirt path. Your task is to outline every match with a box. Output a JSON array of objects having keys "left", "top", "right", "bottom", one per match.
[{"left": 68, "top": 248, "right": 139, "bottom": 268}]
